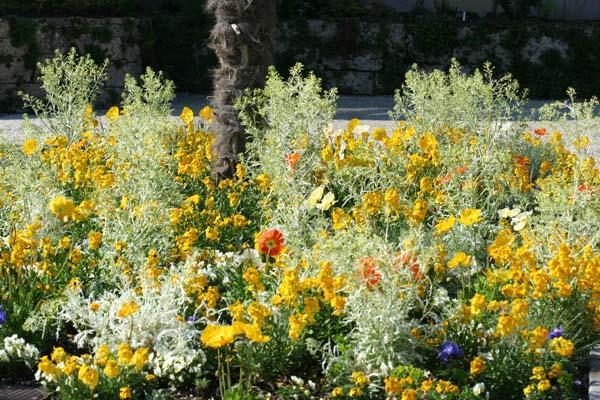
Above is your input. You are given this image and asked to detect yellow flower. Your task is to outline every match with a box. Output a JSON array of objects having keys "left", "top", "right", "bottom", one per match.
[
  {"left": 78, "top": 365, "right": 100, "bottom": 390},
  {"left": 254, "top": 174, "right": 270, "bottom": 191},
  {"left": 119, "top": 386, "right": 132, "bottom": 400},
  {"left": 61, "top": 356, "right": 80, "bottom": 376},
  {"left": 38, "top": 356, "right": 60, "bottom": 377},
  {"left": 130, "top": 347, "right": 149, "bottom": 371},
  {"left": 470, "top": 356, "right": 486, "bottom": 375},
  {"left": 531, "top": 366, "right": 546, "bottom": 380},
  {"left": 22, "top": 138, "right": 38, "bottom": 156},
  {"left": 385, "top": 376, "right": 402, "bottom": 394},
  {"left": 434, "top": 215, "right": 455, "bottom": 235},
  {"left": 117, "top": 344, "right": 133, "bottom": 366},
  {"left": 205, "top": 226, "right": 220, "bottom": 241},
  {"left": 105, "top": 106, "right": 120, "bottom": 121},
  {"left": 49, "top": 195, "right": 75, "bottom": 221},
  {"left": 348, "top": 387, "right": 362, "bottom": 397},
  {"left": 104, "top": 359, "right": 120, "bottom": 378},
  {"left": 470, "top": 293, "right": 486, "bottom": 316},
  {"left": 351, "top": 371, "right": 369, "bottom": 387},
  {"left": 537, "top": 379, "right": 551, "bottom": 392},
  {"left": 549, "top": 337, "right": 574, "bottom": 357},
  {"left": 88, "top": 231, "right": 103, "bottom": 250},
  {"left": 459, "top": 208, "right": 482, "bottom": 225},
  {"left": 332, "top": 208, "right": 351, "bottom": 230},
  {"left": 180, "top": 107, "right": 194, "bottom": 125},
  {"left": 331, "top": 387, "right": 344, "bottom": 397},
  {"left": 116, "top": 300, "right": 140, "bottom": 318},
  {"left": 51, "top": 347, "right": 67, "bottom": 363},
  {"left": 199, "top": 105, "right": 213, "bottom": 122},
  {"left": 201, "top": 324, "right": 237, "bottom": 348},
  {"left": 94, "top": 345, "right": 111, "bottom": 366},
  {"left": 496, "top": 315, "right": 516, "bottom": 336},
  {"left": 447, "top": 252, "right": 471, "bottom": 268},
  {"left": 402, "top": 389, "right": 417, "bottom": 400}
]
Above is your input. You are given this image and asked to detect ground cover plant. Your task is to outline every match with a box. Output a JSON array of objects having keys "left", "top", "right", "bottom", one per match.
[{"left": 0, "top": 50, "right": 599, "bottom": 399}]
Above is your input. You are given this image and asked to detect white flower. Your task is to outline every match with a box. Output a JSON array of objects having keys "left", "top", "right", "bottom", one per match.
[{"left": 473, "top": 382, "right": 486, "bottom": 396}]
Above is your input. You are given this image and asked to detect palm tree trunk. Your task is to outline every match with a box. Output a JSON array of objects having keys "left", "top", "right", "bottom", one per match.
[{"left": 206, "top": 0, "right": 277, "bottom": 182}]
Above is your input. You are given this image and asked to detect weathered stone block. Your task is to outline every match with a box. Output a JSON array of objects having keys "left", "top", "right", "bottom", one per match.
[
  {"left": 308, "top": 20, "right": 337, "bottom": 42},
  {"left": 387, "top": 23, "right": 406, "bottom": 52},
  {"left": 322, "top": 70, "right": 375, "bottom": 95},
  {"left": 0, "top": 19, "right": 10, "bottom": 38},
  {"left": 521, "top": 35, "right": 568, "bottom": 64}
]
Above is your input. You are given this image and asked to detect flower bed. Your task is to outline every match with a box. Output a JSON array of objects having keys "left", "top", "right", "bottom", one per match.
[{"left": 0, "top": 51, "right": 599, "bottom": 399}]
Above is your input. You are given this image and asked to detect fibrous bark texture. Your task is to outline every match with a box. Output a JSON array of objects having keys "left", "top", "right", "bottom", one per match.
[{"left": 206, "top": 0, "right": 277, "bottom": 181}]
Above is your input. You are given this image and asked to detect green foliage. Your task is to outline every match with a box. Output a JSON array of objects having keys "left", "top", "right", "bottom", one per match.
[{"left": 20, "top": 48, "right": 108, "bottom": 140}]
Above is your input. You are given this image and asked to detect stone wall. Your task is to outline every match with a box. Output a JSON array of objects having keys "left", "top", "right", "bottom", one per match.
[
  {"left": 0, "top": 17, "right": 143, "bottom": 112},
  {"left": 0, "top": 16, "right": 599, "bottom": 112}
]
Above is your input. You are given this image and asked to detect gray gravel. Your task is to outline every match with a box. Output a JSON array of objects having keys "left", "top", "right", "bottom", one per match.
[{"left": 1, "top": 95, "right": 598, "bottom": 159}]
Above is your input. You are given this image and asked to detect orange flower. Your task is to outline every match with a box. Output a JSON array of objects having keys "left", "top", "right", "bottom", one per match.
[
  {"left": 533, "top": 127, "right": 547, "bottom": 136},
  {"left": 256, "top": 229, "right": 285, "bottom": 257},
  {"left": 456, "top": 165, "right": 468, "bottom": 174},
  {"left": 393, "top": 252, "right": 423, "bottom": 281},
  {"left": 513, "top": 155, "right": 529, "bottom": 167},
  {"left": 578, "top": 184, "right": 595, "bottom": 193},
  {"left": 285, "top": 152, "right": 301, "bottom": 172},
  {"left": 358, "top": 257, "right": 381, "bottom": 288},
  {"left": 439, "top": 174, "right": 452, "bottom": 185}
]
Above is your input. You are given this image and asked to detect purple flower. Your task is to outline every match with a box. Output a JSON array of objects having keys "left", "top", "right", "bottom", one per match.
[
  {"left": 574, "top": 379, "right": 583, "bottom": 388},
  {"left": 548, "top": 326, "right": 564, "bottom": 340},
  {"left": 438, "top": 341, "right": 464, "bottom": 363},
  {"left": 0, "top": 304, "right": 6, "bottom": 325},
  {"left": 187, "top": 315, "right": 198, "bottom": 323}
]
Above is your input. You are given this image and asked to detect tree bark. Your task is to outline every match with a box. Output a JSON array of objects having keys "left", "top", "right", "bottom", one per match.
[{"left": 206, "top": 0, "right": 277, "bottom": 182}]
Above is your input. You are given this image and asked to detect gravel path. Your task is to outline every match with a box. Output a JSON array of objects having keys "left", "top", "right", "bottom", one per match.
[{"left": 1, "top": 94, "right": 598, "bottom": 157}]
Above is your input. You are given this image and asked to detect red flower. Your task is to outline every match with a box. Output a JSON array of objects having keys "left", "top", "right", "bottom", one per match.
[
  {"left": 513, "top": 155, "right": 529, "bottom": 167},
  {"left": 578, "top": 184, "right": 595, "bottom": 193},
  {"left": 285, "top": 152, "right": 301, "bottom": 172},
  {"left": 533, "top": 128, "right": 548, "bottom": 136},
  {"left": 256, "top": 229, "right": 285, "bottom": 257},
  {"left": 393, "top": 252, "right": 423, "bottom": 281},
  {"left": 358, "top": 257, "right": 381, "bottom": 288},
  {"left": 456, "top": 166, "right": 468, "bottom": 175}
]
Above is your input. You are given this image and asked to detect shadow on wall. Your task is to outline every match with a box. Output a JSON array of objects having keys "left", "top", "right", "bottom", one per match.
[{"left": 364, "top": 0, "right": 600, "bottom": 20}]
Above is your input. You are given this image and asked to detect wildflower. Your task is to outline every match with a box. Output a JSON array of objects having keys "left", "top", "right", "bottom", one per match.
[
  {"left": 105, "top": 106, "right": 120, "bottom": 121},
  {"left": 199, "top": 105, "right": 213, "bottom": 122},
  {"left": 470, "top": 293, "right": 486, "bottom": 316},
  {"left": 87, "top": 231, "right": 102, "bottom": 250},
  {"left": 49, "top": 195, "right": 75, "bottom": 222},
  {"left": 385, "top": 376, "right": 402, "bottom": 394},
  {"left": 331, "top": 387, "right": 344, "bottom": 397},
  {"left": 51, "top": 347, "right": 67, "bottom": 363},
  {"left": 22, "top": 138, "right": 38, "bottom": 155},
  {"left": 180, "top": 107, "right": 194, "bottom": 125},
  {"left": 438, "top": 341, "right": 463, "bottom": 363},
  {"left": 116, "top": 301, "right": 140, "bottom": 318},
  {"left": 537, "top": 379, "right": 551, "bottom": 391},
  {"left": 89, "top": 302, "right": 101, "bottom": 312},
  {"left": 332, "top": 208, "right": 351, "bottom": 230},
  {"left": 470, "top": 356, "right": 486, "bottom": 375},
  {"left": 459, "top": 208, "right": 482, "bottom": 225},
  {"left": 358, "top": 257, "right": 381, "bottom": 288},
  {"left": 130, "top": 347, "right": 149, "bottom": 371},
  {"left": 496, "top": 315, "right": 516, "bottom": 336},
  {"left": 549, "top": 337, "right": 574, "bottom": 357},
  {"left": 117, "top": 344, "right": 133, "bottom": 365},
  {"left": 548, "top": 326, "right": 563, "bottom": 340},
  {"left": 286, "top": 152, "right": 301, "bottom": 171},
  {"left": 533, "top": 127, "right": 548, "bottom": 136},
  {"left": 119, "top": 386, "right": 132, "bottom": 400},
  {"left": 473, "top": 382, "right": 485, "bottom": 396},
  {"left": 447, "top": 252, "right": 471, "bottom": 268},
  {"left": 351, "top": 371, "right": 369, "bottom": 386},
  {"left": 201, "top": 324, "right": 237, "bottom": 348},
  {"left": 434, "top": 215, "right": 455, "bottom": 235},
  {"left": 104, "top": 359, "right": 119, "bottom": 378},
  {"left": 256, "top": 228, "right": 285, "bottom": 257},
  {"left": 78, "top": 365, "right": 99, "bottom": 390},
  {"left": 94, "top": 345, "right": 111, "bottom": 366},
  {"left": 348, "top": 387, "right": 362, "bottom": 397},
  {"left": 0, "top": 304, "right": 6, "bottom": 325},
  {"left": 402, "top": 389, "right": 417, "bottom": 400},
  {"left": 38, "top": 356, "right": 60, "bottom": 377}
]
